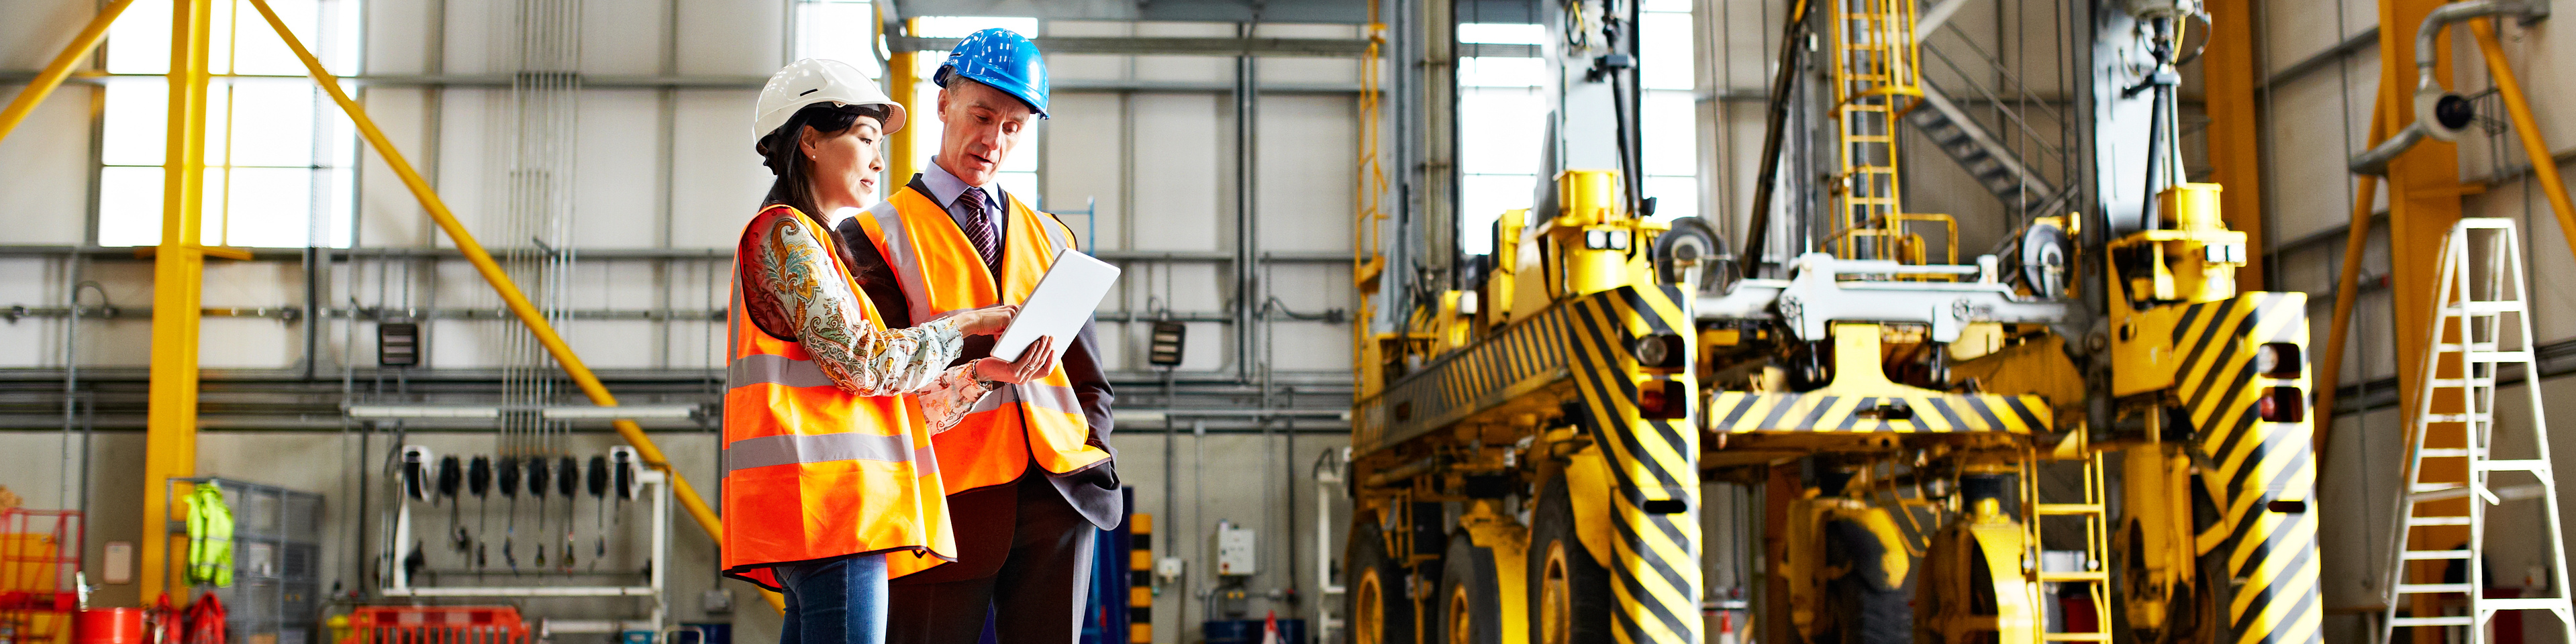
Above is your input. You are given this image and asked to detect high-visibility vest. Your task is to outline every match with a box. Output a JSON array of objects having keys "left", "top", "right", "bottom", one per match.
[
  {"left": 183, "top": 482, "right": 233, "bottom": 587},
  {"left": 851, "top": 182, "right": 1110, "bottom": 494},
  {"left": 720, "top": 205, "right": 955, "bottom": 588}
]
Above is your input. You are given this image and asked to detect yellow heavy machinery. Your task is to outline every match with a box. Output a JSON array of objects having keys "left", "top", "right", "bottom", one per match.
[{"left": 1335, "top": 1, "right": 2322, "bottom": 643}]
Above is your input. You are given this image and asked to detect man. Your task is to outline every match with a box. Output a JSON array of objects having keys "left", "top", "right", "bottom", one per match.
[{"left": 832, "top": 28, "right": 1120, "bottom": 644}]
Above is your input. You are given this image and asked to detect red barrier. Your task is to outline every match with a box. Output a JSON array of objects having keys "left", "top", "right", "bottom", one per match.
[
  {"left": 0, "top": 508, "right": 83, "bottom": 644},
  {"left": 338, "top": 606, "right": 529, "bottom": 644}
]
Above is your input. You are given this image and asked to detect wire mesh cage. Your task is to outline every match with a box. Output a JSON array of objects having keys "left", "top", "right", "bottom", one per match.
[
  {"left": 168, "top": 479, "right": 321, "bottom": 644},
  {"left": 0, "top": 508, "right": 83, "bottom": 644}
]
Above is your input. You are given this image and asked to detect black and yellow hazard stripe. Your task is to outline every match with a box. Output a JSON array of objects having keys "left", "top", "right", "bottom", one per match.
[
  {"left": 1352, "top": 292, "right": 1582, "bottom": 454},
  {"left": 2169, "top": 292, "right": 2323, "bottom": 644},
  {"left": 1128, "top": 513, "right": 1153, "bottom": 643},
  {"left": 1563, "top": 285, "right": 1703, "bottom": 644},
  {"left": 1705, "top": 391, "right": 2049, "bottom": 432}
]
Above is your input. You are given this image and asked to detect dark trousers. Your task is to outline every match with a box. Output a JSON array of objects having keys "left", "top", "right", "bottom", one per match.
[{"left": 887, "top": 471, "right": 1095, "bottom": 644}]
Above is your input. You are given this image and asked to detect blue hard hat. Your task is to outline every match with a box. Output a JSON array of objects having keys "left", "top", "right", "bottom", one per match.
[{"left": 935, "top": 28, "right": 1050, "bottom": 119}]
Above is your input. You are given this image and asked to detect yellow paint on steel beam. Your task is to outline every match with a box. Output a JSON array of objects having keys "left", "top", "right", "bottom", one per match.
[
  {"left": 2374, "top": 0, "right": 2468, "bottom": 632},
  {"left": 887, "top": 17, "right": 923, "bottom": 187},
  {"left": 2314, "top": 111, "right": 2383, "bottom": 458},
  {"left": 140, "top": 0, "right": 212, "bottom": 600},
  {"left": 2468, "top": 21, "right": 2576, "bottom": 264},
  {"left": 242, "top": 0, "right": 783, "bottom": 611},
  {"left": 0, "top": 0, "right": 135, "bottom": 144},
  {"left": 2201, "top": 0, "right": 2265, "bottom": 289}
]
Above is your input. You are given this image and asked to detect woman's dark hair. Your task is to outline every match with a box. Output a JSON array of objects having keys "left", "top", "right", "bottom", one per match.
[{"left": 755, "top": 102, "right": 890, "bottom": 219}]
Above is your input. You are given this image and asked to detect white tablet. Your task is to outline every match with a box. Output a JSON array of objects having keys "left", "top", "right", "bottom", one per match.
[{"left": 988, "top": 248, "right": 1120, "bottom": 362}]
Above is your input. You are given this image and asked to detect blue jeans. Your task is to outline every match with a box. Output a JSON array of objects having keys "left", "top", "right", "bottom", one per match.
[{"left": 776, "top": 553, "right": 889, "bottom": 644}]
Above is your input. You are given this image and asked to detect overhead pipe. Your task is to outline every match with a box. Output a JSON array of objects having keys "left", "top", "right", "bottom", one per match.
[{"left": 2346, "top": 0, "right": 2547, "bottom": 175}]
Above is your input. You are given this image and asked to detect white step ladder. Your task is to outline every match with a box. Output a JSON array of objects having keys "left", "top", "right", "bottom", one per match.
[{"left": 2380, "top": 218, "right": 2576, "bottom": 643}]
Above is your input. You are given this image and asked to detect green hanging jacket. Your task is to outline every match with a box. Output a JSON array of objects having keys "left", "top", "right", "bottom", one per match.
[{"left": 183, "top": 482, "right": 234, "bottom": 588}]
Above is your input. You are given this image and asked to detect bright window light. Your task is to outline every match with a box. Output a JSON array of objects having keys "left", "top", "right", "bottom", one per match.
[
  {"left": 911, "top": 15, "right": 1040, "bottom": 38},
  {"left": 1456, "top": 43, "right": 1547, "bottom": 255},
  {"left": 98, "top": 0, "right": 359, "bottom": 248},
  {"left": 907, "top": 17, "right": 1042, "bottom": 205},
  {"left": 791, "top": 0, "right": 881, "bottom": 76},
  {"left": 1640, "top": 3, "right": 1697, "bottom": 222},
  {"left": 1457, "top": 23, "right": 1544, "bottom": 45}
]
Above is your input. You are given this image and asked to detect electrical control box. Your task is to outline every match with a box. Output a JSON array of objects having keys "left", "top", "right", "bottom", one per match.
[{"left": 1213, "top": 521, "right": 1256, "bottom": 576}]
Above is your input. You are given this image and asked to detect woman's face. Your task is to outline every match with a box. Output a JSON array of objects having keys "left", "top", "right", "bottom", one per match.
[{"left": 799, "top": 114, "right": 887, "bottom": 201}]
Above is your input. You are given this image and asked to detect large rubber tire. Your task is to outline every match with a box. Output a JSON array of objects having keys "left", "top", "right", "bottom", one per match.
[
  {"left": 1528, "top": 476, "right": 1615, "bottom": 644},
  {"left": 1348, "top": 521, "right": 1416, "bottom": 644},
  {"left": 1818, "top": 517, "right": 1913, "bottom": 644},
  {"left": 1435, "top": 535, "right": 1503, "bottom": 644}
]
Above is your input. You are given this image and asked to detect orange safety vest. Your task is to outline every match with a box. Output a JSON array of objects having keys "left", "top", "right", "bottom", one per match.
[
  {"left": 850, "top": 183, "right": 1111, "bottom": 494},
  {"left": 720, "top": 205, "right": 955, "bottom": 588}
]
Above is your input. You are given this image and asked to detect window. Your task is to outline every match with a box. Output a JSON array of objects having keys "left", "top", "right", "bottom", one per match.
[
  {"left": 97, "top": 0, "right": 360, "bottom": 248},
  {"left": 908, "top": 17, "right": 1042, "bottom": 203},
  {"left": 1454, "top": 5, "right": 1701, "bottom": 254},
  {"left": 788, "top": 9, "right": 1042, "bottom": 203},
  {"left": 1638, "top": 0, "right": 1698, "bottom": 224},
  {"left": 791, "top": 0, "right": 883, "bottom": 70},
  {"left": 1456, "top": 23, "right": 1546, "bottom": 256}
]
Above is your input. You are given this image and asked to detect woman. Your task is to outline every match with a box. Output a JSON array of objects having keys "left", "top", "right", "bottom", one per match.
[{"left": 720, "top": 58, "right": 1057, "bottom": 644}]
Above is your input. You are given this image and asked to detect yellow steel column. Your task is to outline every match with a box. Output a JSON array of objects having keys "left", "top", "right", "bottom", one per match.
[
  {"left": 2314, "top": 112, "right": 2382, "bottom": 455},
  {"left": 2375, "top": 0, "right": 2469, "bottom": 633},
  {"left": 141, "top": 0, "right": 212, "bottom": 599},
  {"left": 2201, "top": 0, "right": 2266, "bottom": 288},
  {"left": 887, "top": 17, "right": 923, "bottom": 184}
]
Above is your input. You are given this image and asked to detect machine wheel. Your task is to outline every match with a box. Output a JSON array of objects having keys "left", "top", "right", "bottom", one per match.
[
  {"left": 1349, "top": 521, "right": 1415, "bottom": 644},
  {"left": 1528, "top": 476, "right": 1614, "bottom": 644},
  {"left": 1436, "top": 535, "right": 1503, "bottom": 644},
  {"left": 1818, "top": 517, "right": 1913, "bottom": 644}
]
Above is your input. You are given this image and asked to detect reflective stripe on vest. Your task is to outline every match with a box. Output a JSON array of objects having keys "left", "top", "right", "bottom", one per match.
[
  {"left": 720, "top": 205, "right": 954, "bottom": 590},
  {"left": 854, "top": 184, "right": 1111, "bottom": 494}
]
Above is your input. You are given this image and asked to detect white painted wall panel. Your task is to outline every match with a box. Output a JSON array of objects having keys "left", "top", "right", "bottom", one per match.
[
  {"left": 1129, "top": 93, "right": 1224, "bottom": 251},
  {"left": 0, "top": 85, "right": 94, "bottom": 244},
  {"left": 364, "top": 0, "right": 432, "bottom": 74},
  {"left": 351, "top": 86, "right": 436, "bottom": 248},
  {"left": 1255, "top": 94, "right": 1353, "bottom": 252},
  {"left": 438, "top": 0, "right": 498, "bottom": 74},
  {"left": 579, "top": 0, "right": 667, "bottom": 76},
  {"left": 570, "top": 89, "right": 666, "bottom": 248},
  {"left": 674, "top": 0, "right": 781, "bottom": 76},
  {"left": 1043, "top": 92, "right": 1126, "bottom": 249},
  {"left": 668, "top": 89, "right": 769, "bottom": 250},
  {"left": 2263, "top": 70, "right": 2365, "bottom": 244}
]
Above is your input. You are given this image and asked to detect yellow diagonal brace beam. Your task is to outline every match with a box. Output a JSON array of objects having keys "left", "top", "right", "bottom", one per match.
[
  {"left": 0, "top": 0, "right": 134, "bottom": 144},
  {"left": 2468, "top": 20, "right": 2576, "bottom": 258},
  {"left": 242, "top": 0, "right": 779, "bottom": 608}
]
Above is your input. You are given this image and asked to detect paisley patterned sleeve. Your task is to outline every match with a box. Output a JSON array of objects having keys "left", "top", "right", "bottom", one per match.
[{"left": 747, "top": 211, "right": 991, "bottom": 425}]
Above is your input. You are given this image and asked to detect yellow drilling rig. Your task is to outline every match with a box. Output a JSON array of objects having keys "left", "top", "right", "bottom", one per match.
[{"left": 1334, "top": 1, "right": 2322, "bottom": 643}]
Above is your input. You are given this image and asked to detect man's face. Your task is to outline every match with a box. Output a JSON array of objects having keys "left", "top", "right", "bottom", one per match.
[{"left": 934, "top": 78, "right": 1037, "bottom": 186}]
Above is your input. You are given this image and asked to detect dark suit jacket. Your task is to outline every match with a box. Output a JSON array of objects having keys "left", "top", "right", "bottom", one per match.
[{"left": 832, "top": 182, "right": 1123, "bottom": 531}]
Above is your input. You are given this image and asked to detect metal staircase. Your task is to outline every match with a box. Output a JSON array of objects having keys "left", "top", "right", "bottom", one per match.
[
  {"left": 1903, "top": 4, "right": 2075, "bottom": 220},
  {"left": 2380, "top": 218, "right": 2576, "bottom": 643},
  {"left": 1905, "top": 83, "right": 2065, "bottom": 215}
]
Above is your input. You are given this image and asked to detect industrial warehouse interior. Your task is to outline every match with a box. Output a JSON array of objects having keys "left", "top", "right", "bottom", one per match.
[{"left": 5, "top": 0, "right": 2576, "bottom": 642}]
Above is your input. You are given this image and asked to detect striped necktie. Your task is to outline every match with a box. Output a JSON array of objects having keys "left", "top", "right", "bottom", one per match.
[{"left": 957, "top": 191, "right": 1002, "bottom": 274}]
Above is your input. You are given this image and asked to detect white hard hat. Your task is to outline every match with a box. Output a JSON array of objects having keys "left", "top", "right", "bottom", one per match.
[{"left": 754, "top": 58, "right": 907, "bottom": 141}]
